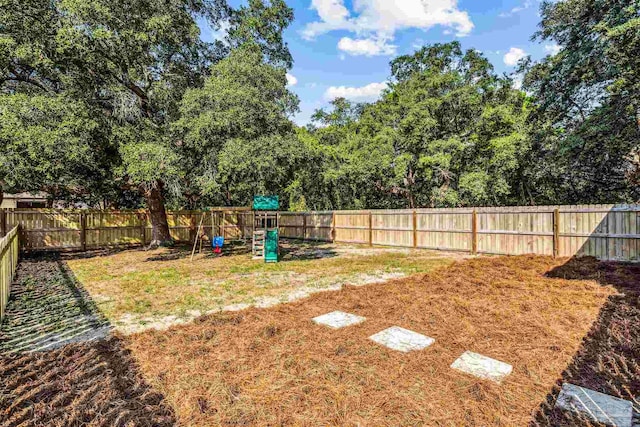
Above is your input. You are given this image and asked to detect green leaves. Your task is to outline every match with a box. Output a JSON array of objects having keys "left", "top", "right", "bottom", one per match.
[
  {"left": 0, "top": 0, "right": 296, "bottom": 209},
  {"left": 303, "top": 43, "right": 531, "bottom": 209},
  {"left": 0, "top": 94, "right": 113, "bottom": 201},
  {"left": 178, "top": 43, "right": 298, "bottom": 151},
  {"left": 173, "top": 43, "right": 299, "bottom": 206},
  {"left": 524, "top": 0, "right": 640, "bottom": 203}
]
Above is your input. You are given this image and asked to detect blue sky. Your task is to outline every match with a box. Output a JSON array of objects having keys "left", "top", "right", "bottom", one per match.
[{"left": 202, "top": 0, "right": 559, "bottom": 126}]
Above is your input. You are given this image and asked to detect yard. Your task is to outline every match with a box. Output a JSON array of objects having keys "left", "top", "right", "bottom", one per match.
[
  {"left": 65, "top": 240, "right": 461, "bottom": 334},
  {"left": 1, "top": 243, "right": 639, "bottom": 426}
]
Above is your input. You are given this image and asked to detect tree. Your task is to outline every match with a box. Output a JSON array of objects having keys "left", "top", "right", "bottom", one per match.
[
  {"left": 523, "top": 0, "right": 640, "bottom": 203},
  {"left": 309, "top": 42, "right": 531, "bottom": 209},
  {"left": 0, "top": 94, "right": 115, "bottom": 206},
  {"left": 0, "top": 0, "right": 293, "bottom": 245},
  {"left": 175, "top": 43, "right": 299, "bottom": 207},
  {"left": 215, "top": 135, "right": 308, "bottom": 207}
]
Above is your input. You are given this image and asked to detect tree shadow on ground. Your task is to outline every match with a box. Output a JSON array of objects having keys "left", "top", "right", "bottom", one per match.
[
  {"left": 0, "top": 253, "right": 176, "bottom": 426},
  {"left": 0, "top": 253, "right": 111, "bottom": 353},
  {"left": 530, "top": 257, "right": 640, "bottom": 426},
  {"left": 278, "top": 239, "right": 339, "bottom": 261},
  {"left": 143, "top": 241, "right": 252, "bottom": 261},
  {"left": 61, "top": 246, "right": 137, "bottom": 260},
  {"left": 0, "top": 336, "right": 175, "bottom": 427},
  {"left": 142, "top": 239, "right": 339, "bottom": 262}
]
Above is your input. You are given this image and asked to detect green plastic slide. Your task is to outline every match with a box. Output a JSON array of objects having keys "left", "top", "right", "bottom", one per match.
[{"left": 265, "top": 229, "right": 279, "bottom": 263}]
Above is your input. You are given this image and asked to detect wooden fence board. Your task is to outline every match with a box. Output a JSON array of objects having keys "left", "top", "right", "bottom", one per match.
[{"left": 0, "top": 226, "right": 19, "bottom": 324}]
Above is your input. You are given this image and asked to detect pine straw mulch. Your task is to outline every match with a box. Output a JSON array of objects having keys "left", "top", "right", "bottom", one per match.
[
  {"left": 531, "top": 257, "right": 640, "bottom": 426},
  {"left": 0, "top": 336, "right": 176, "bottom": 427},
  {"left": 124, "top": 255, "right": 640, "bottom": 426},
  {"left": 0, "top": 253, "right": 175, "bottom": 427}
]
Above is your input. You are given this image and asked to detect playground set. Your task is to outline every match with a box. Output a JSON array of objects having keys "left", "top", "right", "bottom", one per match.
[{"left": 190, "top": 195, "right": 280, "bottom": 263}]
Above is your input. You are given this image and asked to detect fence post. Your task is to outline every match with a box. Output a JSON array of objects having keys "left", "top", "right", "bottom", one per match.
[
  {"left": 0, "top": 210, "right": 5, "bottom": 237},
  {"left": 80, "top": 212, "right": 87, "bottom": 252},
  {"left": 412, "top": 210, "right": 417, "bottom": 248},
  {"left": 553, "top": 208, "right": 560, "bottom": 258},
  {"left": 471, "top": 209, "right": 478, "bottom": 255},
  {"left": 251, "top": 211, "right": 255, "bottom": 240},
  {"left": 331, "top": 212, "right": 336, "bottom": 243},
  {"left": 368, "top": 211, "right": 373, "bottom": 247},
  {"left": 221, "top": 211, "right": 226, "bottom": 240},
  {"left": 302, "top": 213, "right": 307, "bottom": 240}
]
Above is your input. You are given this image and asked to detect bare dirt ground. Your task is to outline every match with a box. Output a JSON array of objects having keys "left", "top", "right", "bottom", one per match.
[
  {"left": 122, "top": 255, "right": 640, "bottom": 426},
  {"left": 66, "top": 240, "right": 463, "bottom": 334}
]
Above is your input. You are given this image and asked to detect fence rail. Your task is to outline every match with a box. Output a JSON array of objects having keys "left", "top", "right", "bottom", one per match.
[
  {"left": 0, "top": 226, "right": 19, "bottom": 324},
  {"left": 1, "top": 204, "right": 640, "bottom": 261}
]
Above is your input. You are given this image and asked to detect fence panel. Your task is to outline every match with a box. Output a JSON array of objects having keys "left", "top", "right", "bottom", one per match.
[
  {"left": 557, "top": 205, "right": 640, "bottom": 261},
  {"left": 478, "top": 210, "right": 554, "bottom": 256},
  {"left": 372, "top": 210, "right": 413, "bottom": 247},
  {"left": 416, "top": 210, "right": 473, "bottom": 251},
  {"left": 279, "top": 212, "right": 304, "bottom": 239},
  {"left": 306, "top": 212, "right": 334, "bottom": 241},
  {"left": 7, "top": 210, "right": 82, "bottom": 250},
  {"left": 334, "top": 211, "right": 370, "bottom": 244},
  {"left": 87, "top": 211, "right": 143, "bottom": 248},
  {"left": 0, "top": 226, "right": 19, "bottom": 324}
]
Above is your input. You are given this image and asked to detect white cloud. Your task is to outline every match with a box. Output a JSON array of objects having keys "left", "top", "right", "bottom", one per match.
[
  {"left": 302, "top": 0, "right": 351, "bottom": 39},
  {"left": 324, "top": 82, "right": 388, "bottom": 102},
  {"left": 499, "top": 0, "right": 533, "bottom": 17},
  {"left": 286, "top": 73, "right": 298, "bottom": 86},
  {"left": 337, "top": 36, "right": 397, "bottom": 56},
  {"left": 303, "top": 0, "right": 474, "bottom": 56},
  {"left": 544, "top": 43, "right": 561, "bottom": 55},
  {"left": 310, "top": 0, "right": 350, "bottom": 25},
  {"left": 503, "top": 47, "right": 527, "bottom": 66}
]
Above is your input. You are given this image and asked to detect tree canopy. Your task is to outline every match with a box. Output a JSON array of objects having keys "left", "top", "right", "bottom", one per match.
[
  {"left": 302, "top": 43, "right": 531, "bottom": 209},
  {"left": 522, "top": 0, "right": 640, "bottom": 203},
  {"left": 1, "top": 0, "right": 638, "bottom": 220}
]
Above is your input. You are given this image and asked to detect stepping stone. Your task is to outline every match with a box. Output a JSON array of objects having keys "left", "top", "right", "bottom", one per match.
[
  {"left": 555, "top": 383, "right": 633, "bottom": 427},
  {"left": 450, "top": 351, "right": 512, "bottom": 383},
  {"left": 369, "top": 326, "right": 435, "bottom": 352},
  {"left": 312, "top": 311, "right": 365, "bottom": 329}
]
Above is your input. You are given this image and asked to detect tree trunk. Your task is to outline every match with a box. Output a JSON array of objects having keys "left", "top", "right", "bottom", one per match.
[{"left": 143, "top": 180, "right": 173, "bottom": 247}]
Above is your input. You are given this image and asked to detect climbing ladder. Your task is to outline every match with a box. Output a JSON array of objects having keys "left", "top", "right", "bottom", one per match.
[
  {"left": 252, "top": 196, "right": 280, "bottom": 263},
  {"left": 252, "top": 230, "right": 265, "bottom": 259}
]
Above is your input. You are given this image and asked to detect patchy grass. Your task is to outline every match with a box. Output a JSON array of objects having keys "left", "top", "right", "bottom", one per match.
[
  {"left": 122, "top": 255, "right": 631, "bottom": 426},
  {"left": 66, "top": 240, "right": 459, "bottom": 332}
]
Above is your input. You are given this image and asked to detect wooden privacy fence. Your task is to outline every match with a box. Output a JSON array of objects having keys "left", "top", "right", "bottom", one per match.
[
  {"left": 281, "top": 204, "right": 640, "bottom": 262},
  {"left": 1, "top": 204, "right": 640, "bottom": 261},
  {"left": 0, "top": 226, "right": 19, "bottom": 324},
  {"left": 0, "top": 209, "right": 254, "bottom": 251}
]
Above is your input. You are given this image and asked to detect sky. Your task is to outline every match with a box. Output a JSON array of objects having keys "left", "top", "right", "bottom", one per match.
[{"left": 201, "top": 0, "right": 560, "bottom": 126}]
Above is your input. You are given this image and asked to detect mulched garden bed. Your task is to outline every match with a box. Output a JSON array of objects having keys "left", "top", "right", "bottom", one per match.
[{"left": 2, "top": 254, "right": 638, "bottom": 426}]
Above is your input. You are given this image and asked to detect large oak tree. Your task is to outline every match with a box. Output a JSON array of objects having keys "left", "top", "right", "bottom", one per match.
[{"left": 0, "top": 0, "right": 293, "bottom": 245}]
